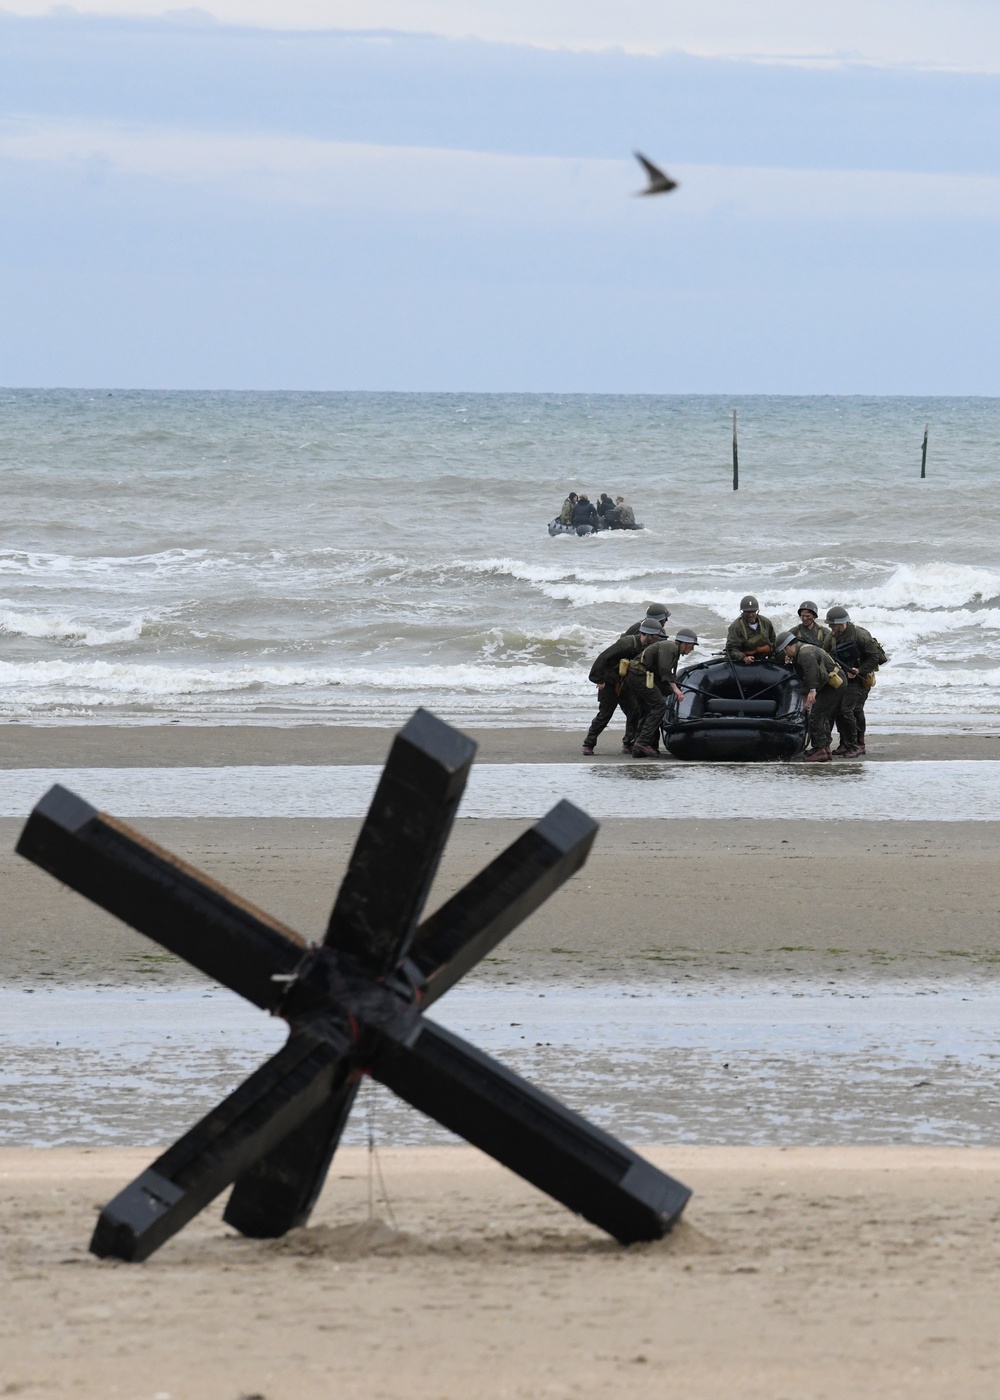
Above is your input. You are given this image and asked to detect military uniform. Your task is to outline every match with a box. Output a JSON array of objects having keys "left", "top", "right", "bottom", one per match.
[
  {"left": 726, "top": 613, "right": 777, "bottom": 661},
  {"left": 623, "top": 638, "right": 684, "bottom": 751},
  {"left": 793, "top": 642, "right": 847, "bottom": 751},
  {"left": 584, "top": 633, "right": 644, "bottom": 750},
  {"left": 791, "top": 620, "right": 834, "bottom": 652},
  {"left": 830, "top": 623, "right": 880, "bottom": 750},
  {"left": 559, "top": 496, "right": 576, "bottom": 525}
]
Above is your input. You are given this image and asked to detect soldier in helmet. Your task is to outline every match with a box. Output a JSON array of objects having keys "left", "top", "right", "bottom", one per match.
[
  {"left": 624, "top": 603, "right": 670, "bottom": 637},
  {"left": 581, "top": 619, "right": 653, "bottom": 755},
  {"left": 726, "top": 595, "right": 777, "bottom": 664},
  {"left": 626, "top": 627, "right": 698, "bottom": 757},
  {"left": 826, "top": 606, "right": 881, "bottom": 756},
  {"left": 791, "top": 601, "right": 833, "bottom": 653},
  {"left": 775, "top": 630, "right": 847, "bottom": 762}
]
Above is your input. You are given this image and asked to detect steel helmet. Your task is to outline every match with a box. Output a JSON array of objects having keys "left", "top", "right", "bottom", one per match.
[
  {"left": 775, "top": 630, "right": 798, "bottom": 650},
  {"left": 740, "top": 595, "right": 759, "bottom": 612},
  {"left": 638, "top": 619, "right": 662, "bottom": 635},
  {"left": 826, "top": 606, "right": 850, "bottom": 624},
  {"left": 645, "top": 603, "right": 670, "bottom": 621},
  {"left": 798, "top": 600, "right": 819, "bottom": 617},
  {"left": 675, "top": 628, "right": 698, "bottom": 646}
]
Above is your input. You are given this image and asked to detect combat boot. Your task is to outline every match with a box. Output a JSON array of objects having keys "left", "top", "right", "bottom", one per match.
[
  {"left": 582, "top": 745, "right": 595, "bottom": 755},
  {"left": 802, "top": 746, "right": 831, "bottom": 763},
  {"left": 632, "top": 744, "right": 661, "bottom": 758}
]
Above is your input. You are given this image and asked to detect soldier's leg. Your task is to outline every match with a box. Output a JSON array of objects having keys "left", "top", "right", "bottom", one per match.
[
  {"left": 618, "top": 684, "right": 641, "bottom": 750},
  {"left": 808, "top": 686, "right": 840, "bottom": 752},
  {"left": 855, "top": 691, "right": 868, "bottom": 747},
  {"left": 583, "top": 684, "right": 620, "bottom": 750},
  {"left": 837, "top": 681, "right": 864, "bottom": 750},
  {"left": 634, "top": 687, "right": 667, "bottom": 752}
]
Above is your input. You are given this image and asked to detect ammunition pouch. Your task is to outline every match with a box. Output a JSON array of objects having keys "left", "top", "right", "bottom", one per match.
[
  {"left": 862, "top": 672, "right": 876, "bottom": 690},
  {"left": 618, "top": 658, "right": 630, "bottom": 677}
]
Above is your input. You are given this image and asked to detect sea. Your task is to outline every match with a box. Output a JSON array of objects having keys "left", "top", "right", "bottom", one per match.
[{"left": 1, "top": 389, "right": 999, "bottom": 730}]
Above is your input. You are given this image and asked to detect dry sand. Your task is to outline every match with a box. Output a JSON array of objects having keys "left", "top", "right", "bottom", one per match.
[
  {"left": 3, "top": 814, "right": 1000, "bottom": 985},
  {"left": 2, "top": 1144, "right": 999, "bottom": 1400}
]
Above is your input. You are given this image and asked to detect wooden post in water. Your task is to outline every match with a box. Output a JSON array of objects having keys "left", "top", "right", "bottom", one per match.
[
  {"left": 920, "top": 424, "right": 929, "bottom": 479},
  {"left": 732, "top": 409, "right": 739, "bottom": 491}
]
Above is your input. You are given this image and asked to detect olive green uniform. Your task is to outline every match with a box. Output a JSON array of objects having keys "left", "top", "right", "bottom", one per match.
[
  {"left": 584, "top": 633, "right": 644, "bottom": 750},
  {"left": 791, "top": 620, "right": 834, "bottom": 653},
  {"left": 830, "top": 623, "right": 880, "bottom": 749},
  {"left": 793, "top": 642, "right": 847, "bottom": 751},
  {"left": 559, "top": 496, "right": 575, "bottom": 525},
  {"left": 726, "top": 614, "right": 777, "bottom": 661},
  {"left": 625, "top": 638, "right": 683, "bottom": 750}
]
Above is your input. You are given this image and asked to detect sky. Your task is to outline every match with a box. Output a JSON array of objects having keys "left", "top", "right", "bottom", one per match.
[{"left": 1, "top": 2, "right": 999, "bottom": 392}]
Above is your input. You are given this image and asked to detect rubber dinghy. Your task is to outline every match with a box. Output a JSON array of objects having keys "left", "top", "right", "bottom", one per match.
[
  {"left": 661, "top": 656, "right": 808, "bottom": 761},
  {"left": 547, "top": 519, "right": 645, "bottom": 536}
]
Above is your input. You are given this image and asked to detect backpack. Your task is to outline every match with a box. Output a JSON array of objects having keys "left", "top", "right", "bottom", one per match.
[{"left": 870, "top": 634, "right": 889, "bottom": 666}]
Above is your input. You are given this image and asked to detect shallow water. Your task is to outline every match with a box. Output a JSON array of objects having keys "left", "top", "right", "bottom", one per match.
[
  {"left": 3, "top": 759, "right": 1000, "bottom": 821},
  {"left": 1, "top": 390, "right": 999, "bottom": 726},
  {"left": 3, "top": 979, "right": 1000, "bottom": 1148}
]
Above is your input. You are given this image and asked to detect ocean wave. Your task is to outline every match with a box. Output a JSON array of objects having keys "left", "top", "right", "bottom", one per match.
[
  {"left": 0, "top": 658, "right": 584, "bottom": 701},
  {"left": 0, "top": 609, "right": 149, "bottom": 646}
]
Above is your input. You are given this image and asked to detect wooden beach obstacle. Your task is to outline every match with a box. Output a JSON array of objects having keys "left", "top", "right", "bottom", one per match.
[{"left": 16, "top": 709, "right": 691, "bottom": 1262}]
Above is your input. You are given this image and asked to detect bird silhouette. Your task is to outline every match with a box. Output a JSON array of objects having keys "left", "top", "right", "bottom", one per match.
[{"left": 634, "top": 152, "right": 678, "bottom": 196}]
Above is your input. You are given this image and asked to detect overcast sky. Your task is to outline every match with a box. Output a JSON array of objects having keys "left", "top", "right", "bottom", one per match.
[{"left": 2, "top": 3, "right": 999, "bottom": 391}]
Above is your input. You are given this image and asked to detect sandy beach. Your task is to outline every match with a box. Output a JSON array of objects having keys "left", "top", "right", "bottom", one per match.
[{"left": 2, "top": 1144, "right": 999, "bottom": 1399}]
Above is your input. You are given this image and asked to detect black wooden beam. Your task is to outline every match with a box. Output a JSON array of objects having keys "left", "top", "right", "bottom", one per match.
[
  {"left": 408, "top": 799, "right": 597, "bottom": 1008},
  {"left": 324, "top": 708, "right": 476, "bottom": 974},
  {"left": 91, "top": 1030, "right": 349, "bottom": 1262},
  {"left": 372, "top": 1019, "right": 691, "bottom": 1245},
  {"left": 223, "top": 1081, "right": 359, "bottom": 1239},
  {"left": 16, "top": 785, "right": 304, "bottom": 1011}
]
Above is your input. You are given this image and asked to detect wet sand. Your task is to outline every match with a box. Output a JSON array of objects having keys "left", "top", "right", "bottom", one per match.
[
  {"left": 3, "top": 815, "right": 1000, "bottom": 985},
  {"left": 0, "top": 723, "right": 997, "bottom": 767},
  {"left": 1, "top": 1144, "right": 999, "bottom": 1400}
]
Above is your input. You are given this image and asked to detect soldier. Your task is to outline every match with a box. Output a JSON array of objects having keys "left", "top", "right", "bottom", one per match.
[
  {"left": 826, "top": 606, "right": 881, "bottom": 756},
  {"left": 726, "top": 595, "right": 777, "bottom": 663},
  {"left": 582, "top": 620, "right": 655, "bottom": 755},
  {"left": 624, "top": 603, "right": 670, "bottom": 637},
  {"left": 627, "top": 627, "right": 698, "bottom": 758},
  {"left": 559, "top": 492, "right": 578, "bottom": 526},
  {"left": 791, "top": 601, "right": 833, "bottom": 653},
  {"left": 775, "top": 630, "right": 847, "bottom": 763}
]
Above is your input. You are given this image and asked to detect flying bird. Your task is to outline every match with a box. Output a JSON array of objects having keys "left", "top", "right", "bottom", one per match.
[{"left": 634, "top": 152, "right": 678, "bottom": 196}]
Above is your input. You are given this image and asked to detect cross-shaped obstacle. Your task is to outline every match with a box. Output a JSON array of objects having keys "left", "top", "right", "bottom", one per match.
[{"left": 16, "top": 709, "right": 691, "bottom": 1261}]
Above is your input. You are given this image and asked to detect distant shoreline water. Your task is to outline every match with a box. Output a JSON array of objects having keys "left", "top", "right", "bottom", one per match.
[{"left": 1, "top": 390, "right": 998, "bottom": 729}]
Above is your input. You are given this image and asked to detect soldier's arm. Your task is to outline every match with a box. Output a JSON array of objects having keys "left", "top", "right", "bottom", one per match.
[
  {"left": 855, "top": 628, "right": 880, "bottom": 675},
  {"left": 588, "top": 638, "right": 624, "bottom": 685},
  {"left": 725, "top": 621, "right": 746, "bottom": 659}
]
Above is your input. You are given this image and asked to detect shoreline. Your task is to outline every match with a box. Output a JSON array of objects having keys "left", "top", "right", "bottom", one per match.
[{"left": 1, "top": 1144, "right": 998, "bottom": 1399}]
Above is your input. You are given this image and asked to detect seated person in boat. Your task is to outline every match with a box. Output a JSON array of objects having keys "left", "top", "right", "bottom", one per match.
[
  {"left": 559, "top": 492, "right": 579, "bottom": 525},
  {"left": 726, "top": 594, "right": 777, "bottom": 663},
  {"left": 596, "top": 493, "right": 617, "bottom": 523},
  {"left": 613, "top": 496, "right": 635, "bottom": 528},
  {"left": 571, "top": 495, "right": 600, "bottom": 531}
]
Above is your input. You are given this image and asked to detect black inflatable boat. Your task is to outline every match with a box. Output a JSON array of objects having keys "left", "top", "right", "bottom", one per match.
[
  {"left": 547, "top": 519, "right": 644, "bottom": 536},
  {"left": 661, "top": 656, "right": 807, "bottom": 761}
]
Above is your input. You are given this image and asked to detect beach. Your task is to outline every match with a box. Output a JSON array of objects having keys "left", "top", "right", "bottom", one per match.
[{"left": 3, "top": 1144, "right": 1000, "bottom": 1399}]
